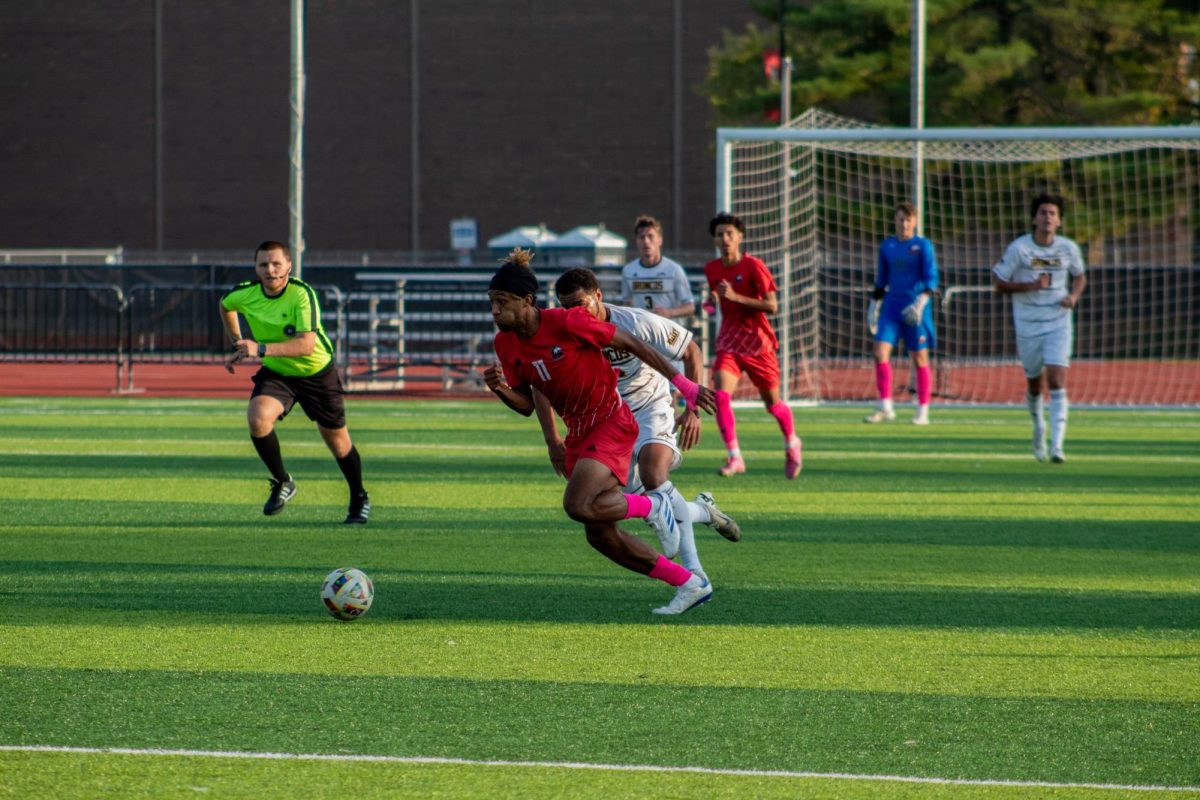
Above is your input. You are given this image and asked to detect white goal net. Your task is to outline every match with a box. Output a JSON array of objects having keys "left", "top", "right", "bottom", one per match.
[{"left": 716, "top": 109, "right": 1200, "bottom": 406}]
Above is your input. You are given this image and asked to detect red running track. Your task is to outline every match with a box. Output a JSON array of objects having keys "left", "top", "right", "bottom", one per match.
[{"left": 1, "top": 360, "right": 1197, "bottom": 405}]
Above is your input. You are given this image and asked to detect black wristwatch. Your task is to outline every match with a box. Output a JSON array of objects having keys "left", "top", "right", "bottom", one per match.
[{"left": 257, "top": 342, "right": 267, "bottom": 358}]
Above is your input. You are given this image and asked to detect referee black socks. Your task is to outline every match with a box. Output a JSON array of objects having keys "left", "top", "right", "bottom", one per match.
[
  {"left": 251, "top": 431, "right": 290, "bottom": 484},
  {"left": 337, "top": 445, "right": 365, "bottom": 497}
]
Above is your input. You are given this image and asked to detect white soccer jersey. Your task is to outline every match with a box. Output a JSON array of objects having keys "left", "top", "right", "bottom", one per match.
[
  {"left": 620, "top": 257, "right": 695, "bottom": 313},
  {"left": 601, "top": 304, "right": 693, "bottom": 413},
  {"left": 992, "top": 234, "right": 1086, "bottom": 335}
]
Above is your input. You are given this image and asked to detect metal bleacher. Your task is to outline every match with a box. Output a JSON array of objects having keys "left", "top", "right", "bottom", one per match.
[
  {"left": 346, "top": 272, "right": 549, "bottom": 391},
  {"left": 0, "top": 264, "right": 711, "bottom": 395}
]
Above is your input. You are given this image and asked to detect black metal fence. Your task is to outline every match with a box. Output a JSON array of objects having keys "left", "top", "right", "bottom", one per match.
[{"left": 2, "top": 263, "right": 1197, "bottom": 401}]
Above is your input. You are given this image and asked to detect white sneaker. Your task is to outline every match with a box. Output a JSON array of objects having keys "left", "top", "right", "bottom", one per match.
[
  {"left": 1049, "top": 447, "right": 1065, "bottom": 464},
  {"left": 652, "top": 575, "right": 713, "bottom": 615},
  {"left": 695, "top": 491, "right": 740, "bottom": 542},
  {"left": 646, "top": 489, "right": 681, "bottom": 558},
  {"left": 912, "top": 408, "right": 930, "bottom": 425},
  {"left": 1033, "top": 427, "right": 1047, "bottom": 462},
  {"left": 864, "top": 408, "right": 896, "bottom": 423}
]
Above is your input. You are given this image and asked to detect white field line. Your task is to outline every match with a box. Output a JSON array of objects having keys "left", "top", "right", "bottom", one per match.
[{"left": 0, "top": 745, "right": 1196, "bottom": 793}]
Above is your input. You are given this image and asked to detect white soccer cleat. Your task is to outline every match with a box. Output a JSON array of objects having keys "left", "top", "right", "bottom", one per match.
[
  {"left": 912, "top": 407, "right": 930, "bottom": 425},
  {"left": 645, "top": 489, "right": 681, "bottom": 558},
  {"left": 864, "top": 408, "right": 896, "bottom": 424},
  {"left": 1049, "top": 447, "right": 1065, "bottom": 464},
  {"left": 695, "top": 491, "right": 740, "bottom": 542},
  {"left": 652, "top": 575, "right": 713, "bottom": 615},
  {"left": 1033, "top": 427, "right": 1047, "bottom": 462}
]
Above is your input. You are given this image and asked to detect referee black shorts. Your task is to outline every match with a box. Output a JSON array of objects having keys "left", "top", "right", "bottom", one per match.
[{"left": 251, "top": 362, "right": 347, "bottom": 430}]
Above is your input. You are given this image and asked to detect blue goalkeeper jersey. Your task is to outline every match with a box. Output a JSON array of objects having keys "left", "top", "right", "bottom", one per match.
[{"left": 876, "top": 235, "right": 939, "bottom": 315}]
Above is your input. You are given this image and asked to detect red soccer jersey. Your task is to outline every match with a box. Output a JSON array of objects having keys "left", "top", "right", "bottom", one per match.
[
  {"left": 704, "top": 254, "right": 779, "bottom": 356},
  {"left": 494, "top": 306, "right": 624, "bottom": 438}
]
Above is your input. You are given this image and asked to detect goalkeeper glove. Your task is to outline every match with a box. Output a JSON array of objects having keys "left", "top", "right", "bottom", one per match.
[
  {"left": 866, "top": 299, "right": 881, "bottom": 336},
  {"left": 902, "top": 293, "right": 929, "bottom": 326}
]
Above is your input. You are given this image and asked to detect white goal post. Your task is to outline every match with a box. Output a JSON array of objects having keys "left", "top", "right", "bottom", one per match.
[{"left": 715, "top": 111, "right": 1200, "bottom": 406}]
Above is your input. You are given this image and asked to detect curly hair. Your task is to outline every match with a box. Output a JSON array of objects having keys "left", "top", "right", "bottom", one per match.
[{"left": 709, "top": 212, "right": 744, "bottom": 236}]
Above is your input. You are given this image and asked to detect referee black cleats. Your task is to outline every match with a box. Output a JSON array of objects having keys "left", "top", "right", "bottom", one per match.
[
  {"left": 345, "top": 491, "right": 371, "bottom": 525},
  {"left": 263, "top": 476, "right": 296, "bottom": 516}
]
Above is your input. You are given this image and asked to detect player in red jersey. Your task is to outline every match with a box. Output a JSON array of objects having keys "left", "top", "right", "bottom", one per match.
[
  {"left": 484, "top": 249, "right": 718, "bottom": 615},
  {"left": 704, "top": 212, "right": 802, "bottom": 479}
]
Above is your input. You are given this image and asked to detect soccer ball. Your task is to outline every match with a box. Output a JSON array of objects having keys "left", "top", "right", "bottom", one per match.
[{"left": 320, "top": 567, "right": 374, "bottom": 621}]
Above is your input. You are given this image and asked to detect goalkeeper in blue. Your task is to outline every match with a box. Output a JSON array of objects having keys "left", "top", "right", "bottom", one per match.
[{"left": 865, "top": 201, "right": 939, "bottom": 425}]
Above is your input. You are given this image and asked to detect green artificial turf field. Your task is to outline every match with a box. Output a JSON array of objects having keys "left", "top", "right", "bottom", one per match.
[{"left": 0, "top": 397, "right": 1197, "bottom": 799}]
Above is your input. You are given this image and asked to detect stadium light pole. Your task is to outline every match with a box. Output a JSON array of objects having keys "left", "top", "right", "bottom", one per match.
[
  {"left": 778, "top": 0, "right": 786, "bottom": 64},
  {"left": 779, "top": 55, "right": 793, "bottom": 401},
  {"left": 911, "top": 0, "right": 926, "bottom": 227},
  {"left": 672, "top": 0, "right": 683, "bottom": 249},
  {"left": 778, "top": 0, "right": 794, "bottom": 401},
  {"left": 411, "top": 0, "right": 421, "bottom": 259},
  {"left": 154, "top": 0, "right": 164, "bottom": 253},
  {"left": 289, "top": 0, "right": 306, "bottom": 278}
]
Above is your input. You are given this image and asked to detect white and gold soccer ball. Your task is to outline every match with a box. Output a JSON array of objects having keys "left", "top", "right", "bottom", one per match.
[{"left": 320, "top": 567, "right": 374, "bottom": 621}]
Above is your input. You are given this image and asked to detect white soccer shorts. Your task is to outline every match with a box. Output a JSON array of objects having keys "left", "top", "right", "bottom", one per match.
[
  {"left": 625, "top": 401, "right": 683, "bottom": 490},
  {"left": 1016, "top": 324, "right": 1073, "bottom": 378}
]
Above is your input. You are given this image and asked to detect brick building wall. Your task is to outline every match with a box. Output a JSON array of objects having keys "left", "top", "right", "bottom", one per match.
[{"left": 1, "top": 1, "right": 760, "bottom": 255}]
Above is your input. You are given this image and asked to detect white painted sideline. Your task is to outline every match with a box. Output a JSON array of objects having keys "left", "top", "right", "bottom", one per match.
[{"left": 1, "top": 745, "right": 1196, "bottom": 793}]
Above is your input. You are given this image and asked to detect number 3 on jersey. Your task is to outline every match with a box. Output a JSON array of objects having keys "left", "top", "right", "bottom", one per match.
[{"left": 532, "top": 359, "right": 551, "bottom": 381}]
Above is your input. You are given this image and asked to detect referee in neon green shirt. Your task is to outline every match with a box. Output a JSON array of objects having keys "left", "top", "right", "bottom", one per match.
[{"left": 221, "top": 241, "right": 369, "bottom": 523}]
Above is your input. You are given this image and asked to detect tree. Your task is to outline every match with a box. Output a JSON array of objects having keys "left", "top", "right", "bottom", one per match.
[{"left": 704, "top": 0, "right": 1200, "bottom": 126}]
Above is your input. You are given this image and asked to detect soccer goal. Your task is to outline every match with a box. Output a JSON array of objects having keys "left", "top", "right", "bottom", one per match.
[{"left": 716, "top": 109, "right": 1200, "bottom": 407}]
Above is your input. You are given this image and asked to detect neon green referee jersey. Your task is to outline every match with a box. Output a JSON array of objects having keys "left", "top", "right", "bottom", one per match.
[{"left": 221, "top": 277, "right": 334, "bottom": 377}]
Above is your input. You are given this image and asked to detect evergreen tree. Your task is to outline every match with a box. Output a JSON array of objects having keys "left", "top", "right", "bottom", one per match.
[{"left": 704, "top": 0, "right": 1200, "bottom": 125}]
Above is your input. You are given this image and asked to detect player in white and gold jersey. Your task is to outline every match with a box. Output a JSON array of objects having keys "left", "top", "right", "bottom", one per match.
[
  {"left": 620, "top": 215, "right": 695, "bottom": 321},
  {"left": 992, "top": 194, "right": 1088, "bottom": 463}
]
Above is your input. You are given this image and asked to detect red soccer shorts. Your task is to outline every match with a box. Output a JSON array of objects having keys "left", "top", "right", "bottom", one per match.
[
  {"left": 712, "top": 349, "right": 781, "bottom": 392},
  {"left": 564, "top": 404, "right": 638, "bottom": 485}
]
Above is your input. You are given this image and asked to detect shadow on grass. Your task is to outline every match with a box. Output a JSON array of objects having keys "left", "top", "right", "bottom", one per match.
[
  {"left": 810, "top": 432, "right": 1200, "bottom": 460},
  {"left": 0, "top": 453, "right": 555, "bottom": 484},
  {"left": 743, "top": 515, "right": 1200, "bottom": 554},
  {"left": 4, "top": 441, "right": 1199, "bottom": 491},
  {"left": 677, "top": 455, "right": 1200, "bottom": 494},
  {"left": 2, "top": 498, "right": 1194, "bottom": 555},
  {"left": 3, "top": 559, "right": 1197, "bottom": 631}
]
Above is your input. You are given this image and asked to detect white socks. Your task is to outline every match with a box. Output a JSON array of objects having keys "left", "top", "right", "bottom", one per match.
[
  {"left": 1026, "top": 391, "right": 1046, "bottom": 438},
  {"left": 657, "top": 483, "right": 702, "bottom": 579},
  {"left": 1028, "top": 390, "right": 1067, "bottom": 457},
  {"left": 687, "top": 500, "right": 712, "bottom": 524},
  {"left": 1049, "top": 389, "right": 1068, "bottom": 453}
]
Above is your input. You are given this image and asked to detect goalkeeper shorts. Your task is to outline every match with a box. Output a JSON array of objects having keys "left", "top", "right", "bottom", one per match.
[{"left": 875, "top": 310, "right": 935, "bottom": 352}]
